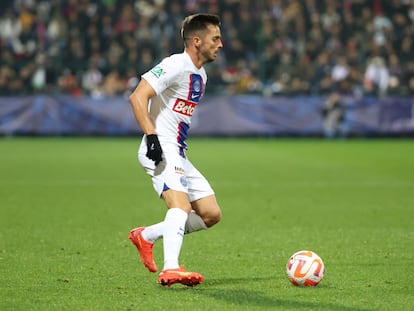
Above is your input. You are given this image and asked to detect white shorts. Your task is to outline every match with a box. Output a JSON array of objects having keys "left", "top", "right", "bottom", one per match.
[{"left": 138, "top": 138, "right": 214, "bottom": 202}]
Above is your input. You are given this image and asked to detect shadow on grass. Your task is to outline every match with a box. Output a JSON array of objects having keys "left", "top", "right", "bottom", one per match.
[{"left": 190, "top": 277, "right": 372, "bottom": 311}]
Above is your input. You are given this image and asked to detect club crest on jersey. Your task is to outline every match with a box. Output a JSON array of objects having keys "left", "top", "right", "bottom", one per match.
[
  {"left": 188, "top": 74, "right": 203, "bottom": 103},
  {"left": 150, "top": 65, "right": 165, "bottom": 78},
  {"left": 173, "top": 99, "right": 197, "bottom": 116}
]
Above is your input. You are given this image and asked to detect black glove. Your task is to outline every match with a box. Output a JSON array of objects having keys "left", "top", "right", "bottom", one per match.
[{"left": 146, "top": 134, "right": 163, "bottom": 165}]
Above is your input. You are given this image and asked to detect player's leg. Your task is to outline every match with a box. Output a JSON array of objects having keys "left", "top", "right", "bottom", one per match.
[
  {"left": 128, "top": 227, "right": 158, "bottom": 272},
  {"left": 157, "top": 161, "right": 221, "bottom": 286},
  {"left": 157, "top": 189, "right": 203, "bottom": 286},
  {"left": 129, "top": 143, "right": 204, "bottom": 285},
  {"left": 129, "top": 140, "right": 162, "bottom": 272},
  {"left": 130, "top": 195, "right": 221, "bottom": 272},
  {"left": 160, "top": 189, "right": 191, "bottom": 270},
  {"left": 190, "top": 194, "right": 222, "bottom": 228},
  {"left": 129, "top": 140, "right": 170, "bottom": 272},
  {"left": 184, "top": 158, "right": 222, "bottom": 233},
  {"left": 185, "top": 209, "right": 207, "bottom": 233},
  {"left": 129, "top": 188, "right": 199, "bottom": 281}
]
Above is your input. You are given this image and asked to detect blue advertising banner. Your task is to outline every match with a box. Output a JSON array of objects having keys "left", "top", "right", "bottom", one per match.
[{"left": 1, "top": 95, "right": 413, "bottom": 136}]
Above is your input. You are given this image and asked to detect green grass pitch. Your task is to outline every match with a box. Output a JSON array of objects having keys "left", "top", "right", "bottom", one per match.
[{"left": 0, "top": 137, "right": 413, "bottom": 311}]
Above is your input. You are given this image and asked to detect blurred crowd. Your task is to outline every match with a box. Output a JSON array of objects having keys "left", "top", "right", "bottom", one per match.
[{"left": 1, "top": 0, "right": 414, "bottom": 97}]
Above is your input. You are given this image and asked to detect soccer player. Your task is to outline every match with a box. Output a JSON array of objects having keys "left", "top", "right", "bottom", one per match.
[{"left": 128, "top": 14, "right": 223, "bottom": 287}]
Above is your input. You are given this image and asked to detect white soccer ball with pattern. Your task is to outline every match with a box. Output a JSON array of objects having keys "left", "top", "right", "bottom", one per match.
[{"left": 286, "top": 250, "right": 325, "bottom": 286}]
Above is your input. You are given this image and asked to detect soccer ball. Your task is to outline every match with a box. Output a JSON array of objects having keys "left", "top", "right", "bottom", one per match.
[{"left": 286, "top": 250, "right": 325, "bottom": 286}]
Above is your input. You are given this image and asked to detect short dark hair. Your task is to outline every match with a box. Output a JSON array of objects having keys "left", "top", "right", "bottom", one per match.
[{"left": 181, "top": 13, "right": 220, "bottom": 44}]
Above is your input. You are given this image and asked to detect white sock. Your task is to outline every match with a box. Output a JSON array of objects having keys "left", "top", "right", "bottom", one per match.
[
  {"left": 185, "top": 210, "right": 207, "bottom": 234},
  {"left": 141, "top": 222, "right": 164, "bottom": 243},
  {"left": 162, "top": 208, "right": 188, "bottom": 270}
]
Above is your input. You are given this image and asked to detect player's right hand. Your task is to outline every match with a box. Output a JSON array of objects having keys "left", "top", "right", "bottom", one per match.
[{"left": 146, "top": 134, "right": 163, "bottom": 165}]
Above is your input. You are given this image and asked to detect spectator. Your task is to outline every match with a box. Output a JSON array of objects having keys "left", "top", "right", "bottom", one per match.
[
  {"left": 372, "top": 10, "right": 393, "bottom": 47},
  {"left": 103, "top": 69, "right": 124, "bottom": 96},
  {"left": 387, "top": 53, "right": 404, "bottom": 95},
  {"left": 82, "top": 63, "right": 103, "bottom": 95},
  {"left": 331, "top": 55, "right": 350, "bottom": 93},
  {"left": 311, "top": 51, "right": 332, "bottom": 95},
  {"left": 408, "top": 76, "right": 414, "bottom": 95},
  {"left": 321, "top": 92, "right": 346, "bottom": 139},
  {"left": 0, "top": 9, "right": 22, "bottom": 42},
  {"left": 363, "top": 56, "right": 389, "bottom": 97},
  {"left": 58, "top": 68, "right": 82, "bottom": 96}
]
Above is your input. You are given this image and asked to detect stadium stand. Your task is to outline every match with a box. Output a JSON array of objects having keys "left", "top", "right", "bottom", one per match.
[{"left": 1, "top": 0, "right": 414, "bottom": 97}]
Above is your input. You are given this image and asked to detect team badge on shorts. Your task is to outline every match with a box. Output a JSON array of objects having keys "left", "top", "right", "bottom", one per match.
[{"left": 180, "top": 176, "right": 188, "bottom": 187}]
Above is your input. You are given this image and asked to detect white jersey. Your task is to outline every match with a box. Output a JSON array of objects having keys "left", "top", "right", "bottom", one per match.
[{"left": 142, "top": 52, "right": 207, "bottom": 154}]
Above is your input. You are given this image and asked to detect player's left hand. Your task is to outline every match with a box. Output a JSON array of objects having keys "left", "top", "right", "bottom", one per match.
[{"left": 146, "top": 134, "right": 163, "bottom": 165}]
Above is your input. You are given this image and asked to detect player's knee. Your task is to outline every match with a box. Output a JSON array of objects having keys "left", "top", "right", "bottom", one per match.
[{"left": 204, "top": 208, "right": 222, "bottom": 228}]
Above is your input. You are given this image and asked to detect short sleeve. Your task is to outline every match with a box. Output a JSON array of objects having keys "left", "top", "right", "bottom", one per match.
[{"left": 141, "top": 57, "right": 181, "bottom": 95}]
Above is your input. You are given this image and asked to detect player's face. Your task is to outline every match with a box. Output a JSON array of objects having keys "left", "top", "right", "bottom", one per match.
[{"left": 199, "top": 24, "right": 223, "bottom": 63}]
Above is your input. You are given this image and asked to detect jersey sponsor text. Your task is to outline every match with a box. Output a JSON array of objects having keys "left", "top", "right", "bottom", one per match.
[{"left": 173, "top": 99, "right": 197, "bottom": 116}]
